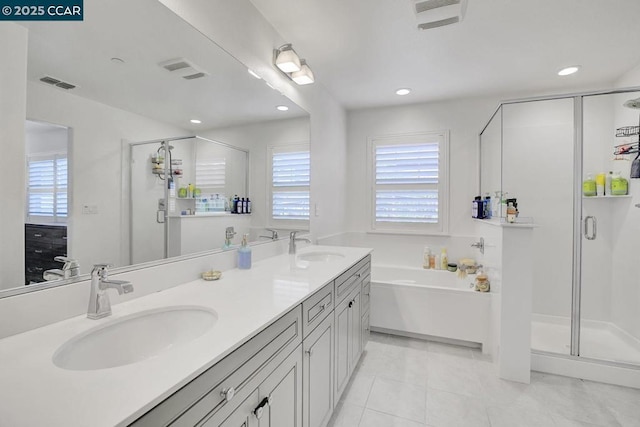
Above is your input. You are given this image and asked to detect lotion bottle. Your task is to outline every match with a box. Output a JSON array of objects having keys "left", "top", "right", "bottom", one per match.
[
  {"left": 238, "top": 234, "right": 252, "bottom": 269},
  {"left": 440, "top": 248, "right": 448, "bottom": 270}
]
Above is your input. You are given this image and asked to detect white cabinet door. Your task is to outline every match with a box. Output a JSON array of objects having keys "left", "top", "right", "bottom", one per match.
[
  {"left": 303, "top": 314, "right": 334, "bottom": 427},
  {"left": 258, "top": 346, "right": 303, "bottom": 427},
  {"left": 334, "top": 294, "right": 351, "bottom": 400},
  {"left": 348, "top": 291, "right": 362, "bottom": 370}
]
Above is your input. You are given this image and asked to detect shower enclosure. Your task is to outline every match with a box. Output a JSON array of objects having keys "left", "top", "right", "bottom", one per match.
[
  {"left": 128, "top": 136, "right": 249, "bottom": 265},
  {"left": 480, "top": 88, "right": 640, "bottom": 378}
]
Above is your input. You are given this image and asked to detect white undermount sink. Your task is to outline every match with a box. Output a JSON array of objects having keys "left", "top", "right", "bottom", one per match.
[
  {"left": 53, "top": 306, "right": 217, "bottom": 371},
  {"left": 297, "top": 251, "right": 345, "bottom": 262}
]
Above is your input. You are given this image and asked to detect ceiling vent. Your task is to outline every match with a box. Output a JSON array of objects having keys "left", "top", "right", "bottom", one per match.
[
  {"left": 159, "top": 58, "right": 209, "bottom": 80},
  {"left": 413, "top": 0, "right": 467, "bottom": 30},
  {"left": 39, "top": 75, "right": 77, "bottom": 90}
]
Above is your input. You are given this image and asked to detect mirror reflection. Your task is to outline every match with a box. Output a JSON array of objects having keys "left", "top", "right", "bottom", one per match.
[{"left": 5, "top": 0, "right": 309, "bottom": 294}]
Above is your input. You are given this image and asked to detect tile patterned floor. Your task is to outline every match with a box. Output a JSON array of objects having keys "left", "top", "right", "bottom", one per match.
[{"left": 327, "top": 332, "right": 640, "bottom": 427}]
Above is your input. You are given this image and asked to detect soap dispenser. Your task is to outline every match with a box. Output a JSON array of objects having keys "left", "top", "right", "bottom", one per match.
[{"left": 238, "top": 234, "right": 252, "bottom": 269}]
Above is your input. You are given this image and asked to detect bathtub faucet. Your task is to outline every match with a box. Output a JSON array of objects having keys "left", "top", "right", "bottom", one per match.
[{"left": 470, "top": 237, "right": 485, "bottom": 254}]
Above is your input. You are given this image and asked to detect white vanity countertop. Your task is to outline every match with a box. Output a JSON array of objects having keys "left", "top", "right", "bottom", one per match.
[{"left": 0, "top": 245, "right": 371, "bottom": 427}]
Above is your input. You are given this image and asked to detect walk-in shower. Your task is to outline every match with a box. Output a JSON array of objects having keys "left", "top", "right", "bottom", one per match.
[{"left": 480, "top": 87, "right": 640, "bottom": 386}]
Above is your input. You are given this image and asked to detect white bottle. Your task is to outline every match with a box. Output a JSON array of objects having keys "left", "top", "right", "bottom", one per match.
[
  {"left": 606, "top": 171, "right": 613, "bottom": 196},
  {"left": 434, "top": 254, "right": 441, "bottom": 270},
  {"left": 423, "top": 247, "right": 431, "bottom": 269},
  {"left": 440, "top": 248, "right": 448, "bottom": 270}
]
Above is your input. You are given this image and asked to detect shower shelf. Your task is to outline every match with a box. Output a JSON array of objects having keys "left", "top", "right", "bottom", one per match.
[
  {"left": 582, "top": 195, "right": 631, "bottom": 199},
  {"left": 613, "top": 142, "right": 639, "bottom": 156},
  {"left": 615, "top": 126, "right": 639, "bottom": 137}
]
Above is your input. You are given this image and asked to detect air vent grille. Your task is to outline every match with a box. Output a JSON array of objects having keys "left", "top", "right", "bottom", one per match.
[
  {"left": 39, "top": 76, "right": 77, "bottom": 90},
  {"left": 159, "top": 58, "right": 209, "bottom": 80},
  {"left": 418, "top": 16, "right": 459, "bottom": 30},
  {"left": 415, "top": 0, "right": 460, "bottom": 14},
  {"left": 413, "top": 0, "right": 466, "bottom": 30}
]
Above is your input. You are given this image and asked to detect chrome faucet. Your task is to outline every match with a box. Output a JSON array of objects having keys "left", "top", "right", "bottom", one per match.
[
  {"left": 224, "top": 226, "right": 237, "bottom": 248},
  {"left": 289, "top": 231, "right": 311, "bottom": 255},
  {"left": 471, "top": 237, "right": 485, "bottom": 254},
  {"left": 259, "top": 228, "right": 279, "bottom": 240},
  {"left": 87, "top": 264, "right": 134, "bottom": 319},
  {"left": 43, "top": 256, "right": 80, "bottom": 281}
]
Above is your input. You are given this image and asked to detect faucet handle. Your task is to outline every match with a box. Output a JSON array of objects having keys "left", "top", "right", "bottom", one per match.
[{"left": 91, "top": 263, "right": 113, "bottom": 277}]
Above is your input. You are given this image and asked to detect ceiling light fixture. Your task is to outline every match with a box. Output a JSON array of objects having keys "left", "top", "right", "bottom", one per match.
[
  {"left": 396, "top": 88, "right": 411, "bottom": 96},
  {"left": 558, "top": 66, "right": 580, "bottom": 76},
  {"left": 276, "top": 105, "right": 289, "bottom": 111},
  {"left": 190, "top": 119, "right": 202, "bottom": 124},
  {"left": 273, "top": 44, "right": 315, "bottom": 86}
]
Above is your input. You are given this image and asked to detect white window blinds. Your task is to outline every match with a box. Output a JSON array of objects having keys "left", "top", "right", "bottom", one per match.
[
  {"left": 195, "top": 158, "right": 226, "bottom": 190},
  {"left": 27, "top": 155, "right": 68, "bottom": 221},
  {"left": 370, "top": 132, "right": 448, "bottom": 233},
  {"left": 271, "top": 148, "right": 310, "bottom": 221}
]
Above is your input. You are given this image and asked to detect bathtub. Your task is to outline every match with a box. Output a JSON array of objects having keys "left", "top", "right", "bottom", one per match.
[{"left": 370, "top": 265, "right": 492, "bottom": 353}]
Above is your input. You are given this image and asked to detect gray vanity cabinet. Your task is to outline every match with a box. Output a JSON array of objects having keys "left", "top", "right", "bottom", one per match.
[{"left": 303, "top": 313, "right": 334, "bottom": 427}]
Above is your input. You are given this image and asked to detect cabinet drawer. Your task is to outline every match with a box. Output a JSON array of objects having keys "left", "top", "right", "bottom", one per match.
[
  {"left": 302, "top": 282, "right": 334, "bottom": 338},
  {"left": 24, "top": 224, "right": 67, "bottom": 242},
  {"left": 133, "top": 306, "right": 302, "bottom": 427},
  {"left": 335, "top": 255, "right": 370, "bottom": 304}
]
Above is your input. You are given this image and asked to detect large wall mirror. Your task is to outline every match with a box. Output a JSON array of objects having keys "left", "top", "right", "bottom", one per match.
[{"left": 2, "top": 0, "right": 310, "bottom": 295}]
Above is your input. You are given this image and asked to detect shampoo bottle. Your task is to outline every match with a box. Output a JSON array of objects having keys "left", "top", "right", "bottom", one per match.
[
  {"left": 440, "top": 248, "right": 448, "bottom": 270},
  {"left": 238, "top": 234, "right": 252, "bottom": 269},
  {"left": 423, "top": 247, "right": 431, "bottom": 269}
]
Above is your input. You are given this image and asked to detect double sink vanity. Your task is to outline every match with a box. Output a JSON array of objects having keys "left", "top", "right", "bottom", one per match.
[{"left": 0, "top": 245, "right": 371, "bottom": 427}]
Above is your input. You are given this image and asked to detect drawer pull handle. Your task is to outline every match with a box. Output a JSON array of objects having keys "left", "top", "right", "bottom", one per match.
[
  {"left": 62, "top": 236, "right": 68, "bottom": 240},
  {"left": 220, "top": 386, "right": 235, "bottom": 402},
  {"left": 306, "top": 348, "right": 313, "bottom": 356},
  {"left": 254, "top": 396, "right": 270, "bottom": 419},
  {"left": 317, "top": 303, "right": 326, "bottom": 313},
  {"left": 348, "top": 300, "right": 354, "bottom": 308},
  {"left": 34, "top": 250, "right": 43, "bottom": 254},
  {"left": 33, "top": 233, "right": 42, "bottom": 237},
  {"left": 356, "top": 273, "right": 361, "bottom": 278}
]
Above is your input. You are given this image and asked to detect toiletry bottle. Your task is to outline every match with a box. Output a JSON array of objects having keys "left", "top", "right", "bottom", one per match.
[
  {"left": 232, "top": 195, "right": 239, "bottom": 214},
  {"left": 582, "top": 174, "right": 596, "bottom": 197},
  {"left": 429, "top": 253, "right": 436, "bottom": 269},
  {"left": 238, "top": 234, "right": 252, "bottom": 269},
  {"left": 434, "top": 254, "right": 441, "bottom": 270},
  {"left": 606, "top": 171, "right": 613, "bottom": 195},
  {"left": 484, "top": 194, "right": 492, "bottom": 219},
  {"left": 595, "top": 173, "right": 606, "bottom": 196},
  {"left": 423, "top": 247, "right": 431, "bottom": 269},
  {"left": 246, "top": 197, "right": 252, "bottom": 214},
  {"left": 188, "top": 183, "right": 194, "bottom": 198},
  {"left": 440, "top": 248, "right": 448, "bottom": 270},
  {"left": 506, "top": 202, "right": 516, "bottom": 223}
]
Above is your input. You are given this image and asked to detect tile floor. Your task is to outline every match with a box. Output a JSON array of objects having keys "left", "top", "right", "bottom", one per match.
[{"left": 327, "top": 332, "right": 640, "bottom": 427}]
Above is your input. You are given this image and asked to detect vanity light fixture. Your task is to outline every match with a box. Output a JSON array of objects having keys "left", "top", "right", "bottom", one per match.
[
  {"left": 190, "top": 119, "right": 202, "bottom": 124},
  {"left": 396, "top": 88, "right": 411, "bottom": 95},
  {"left": 291, "top": 60, "right": 315, "bottom": 85},
  {"left": 276, "top": 105, "right": 289, "bottom": 111},
  {"left": 558, "top": 66, "right": 580, "bottom": 76},
  {"left": 274, "top": 44, "right": 301, "bottom": 73},
  {"left": 273, "top": 44, "right": 315, "bottom": 85}
]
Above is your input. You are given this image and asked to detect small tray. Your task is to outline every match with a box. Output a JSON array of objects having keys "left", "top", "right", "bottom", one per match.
[{"left": 201, "top": 270, "right": 222, "bottom": 281}]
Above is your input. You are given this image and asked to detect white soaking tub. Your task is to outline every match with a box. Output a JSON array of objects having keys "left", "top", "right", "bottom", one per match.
[{"left": 370, "top": 265, "right": 491, "bottom": 352}]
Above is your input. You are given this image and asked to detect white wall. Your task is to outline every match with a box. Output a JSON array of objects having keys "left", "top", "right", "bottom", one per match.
[
  {"left": 0, "top": 24, "right": 28, "bottom": 289},
  {"left": 334, "top": 96, "right": 497, "bottom": 267},
  {"left": 158, "top": 0, "right": 347, "bottom": 242},
  {"left": 25, "top": 123, "right": 68, "bottom": 156},
  {"left": 27, "top": 82, "right": 188, "bottom": 278}
]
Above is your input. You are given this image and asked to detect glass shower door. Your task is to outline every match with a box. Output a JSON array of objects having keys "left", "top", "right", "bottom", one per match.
[
  {"left": 500, "top": 99, "right": 576, "bottom": 356},
  {"left": 580, "top": 92, "right": 640, "bottom": 365}
]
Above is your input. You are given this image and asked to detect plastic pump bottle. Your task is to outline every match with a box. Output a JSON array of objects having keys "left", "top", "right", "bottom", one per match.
[
  {"left": 238, "top": 234, "right": 252, "bottom": 269},
  {"left": 440, "top": 248, "right": 448, "bottom": 270}
]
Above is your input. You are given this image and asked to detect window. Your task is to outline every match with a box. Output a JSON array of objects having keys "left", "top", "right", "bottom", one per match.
[
  {"left": 269, "top": 144, "right": 310, "bottom": 224},
  {"left": 195, "top": 158, "right": 226, "bottom": 191},
  {"left": 368, "top": 132, "right": 449, "bottom": 234},
  {"left": 26, "top": 154, "right": 68, "bottom": 223}
]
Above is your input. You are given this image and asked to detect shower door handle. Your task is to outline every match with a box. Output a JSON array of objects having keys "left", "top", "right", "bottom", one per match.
[
  {"left": 156, "top": 210, "right": 165, "bottom": 224},
  {"left": 584, "top": 216, "right": 597, "bottom": 240}
]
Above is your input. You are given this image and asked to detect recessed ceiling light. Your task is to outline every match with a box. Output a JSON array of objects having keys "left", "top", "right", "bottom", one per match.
[
  {"left": 396, "top": 88, "right": 411, "bottom": 96},
  {"left": 247, "top": 69, "right": 261, "bottom": 79},
  {"left": 190, "top": 119, "right": 202, "bottom": 124},
  {"left": 558, "top": 66, "right": 580, "bottom": 76},
  {"left": 276, "top": 105, "right": 289, "bottom": 111}
]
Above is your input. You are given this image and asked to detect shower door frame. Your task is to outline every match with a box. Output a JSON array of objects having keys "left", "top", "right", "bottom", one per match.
[{"left": 479, "top": 85, "right": 640, "bottom": 370}]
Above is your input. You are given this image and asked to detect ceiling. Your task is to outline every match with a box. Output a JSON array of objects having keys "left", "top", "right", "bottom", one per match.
[
  {"left": 21, "top": 0, "right": 306, "bottom": 131},
  {"left": 250, "top": 0, "right": 640, "bottom": 109}
]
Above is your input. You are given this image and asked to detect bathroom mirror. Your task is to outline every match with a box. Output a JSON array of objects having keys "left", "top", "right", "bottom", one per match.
[{"left": 1, "top": 0, "right": 309, "bottom": 295}]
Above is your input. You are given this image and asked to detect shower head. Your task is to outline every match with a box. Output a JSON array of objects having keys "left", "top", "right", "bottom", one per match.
[
  {"left": 623, "top": 97, "right": 640, "bottom": 109},
  {"left": 157, "top": 142, "right": 174, "bottom": 152}
]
